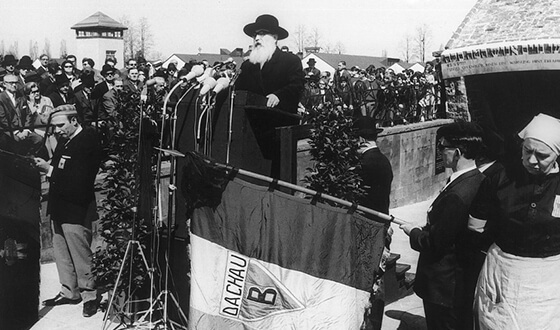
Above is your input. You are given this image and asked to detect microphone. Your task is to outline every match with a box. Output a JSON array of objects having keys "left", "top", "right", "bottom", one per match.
[
  {"left": 182, "top": 65, "right": 204, "bottom": 81},
  {"left": 212, "top": 77, "right": 231, "bottom": 94},
  {"left": 213, "top": 57, "right": 234, "bottom": 69},
  {"left": 196, "top": 67, "right": 215, "bottom": 83},
  {"left": 199, "top": 77, "right": 217, "bottom": 96}
]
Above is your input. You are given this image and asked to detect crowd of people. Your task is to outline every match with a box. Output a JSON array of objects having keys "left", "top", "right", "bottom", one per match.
[{"left": 300, "top": 58, "right": 442, "bottom": 126}]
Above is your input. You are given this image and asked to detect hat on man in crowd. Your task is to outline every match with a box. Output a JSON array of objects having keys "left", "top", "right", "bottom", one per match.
[
  {"left": 2, "top": 54, "right": 18, "bottom": 67},
  {"left": 243, "top": 14, "right": 289, "bottom": 40},
  {"left": 17, "top": 56, "right": 34, "bottom": 70},
  {"left": 101, "top": 64, "right": 116, "bottom": 76},
  {"left": 354, "top": 116, "right": 383, "bottom": 140},
  {"left": 307, "top": 58, "right": 316, "bottom": 65},
  {"left": 54, "top": 73, "right": 70, "bottom": 86},
  {"left": 167, "top": 63, "right": 177, "bottom": 72},
  {"left": 24, "top": 71, "right": 41, "bottom": 83}
]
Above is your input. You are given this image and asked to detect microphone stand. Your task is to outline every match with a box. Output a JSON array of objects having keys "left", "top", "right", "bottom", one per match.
[
  {"left": 148, "top": 79, "right": 195, "bottom": 329},
  {"left": 225, "top": 70, "right": 241, "bottom": 163}
]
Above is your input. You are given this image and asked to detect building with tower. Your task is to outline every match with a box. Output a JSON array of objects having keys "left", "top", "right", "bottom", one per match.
[{"left": 71, "top": 12, "right": 128, "bottom": 69}]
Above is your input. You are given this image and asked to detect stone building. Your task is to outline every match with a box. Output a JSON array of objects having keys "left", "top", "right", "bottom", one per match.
[
  {"left": 71, "top": 12, "right": 128, "bottom": 69},
  {"left": 441, "top": 0, "right": 560, "bottom": 142}
]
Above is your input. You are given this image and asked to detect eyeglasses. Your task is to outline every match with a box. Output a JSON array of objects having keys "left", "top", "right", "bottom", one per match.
[
  {"left": 437, "top": 142, "right": 457, "bottom": 151},
  {"left": 30, "top": 89, "right": 40, "bottom": 93}
]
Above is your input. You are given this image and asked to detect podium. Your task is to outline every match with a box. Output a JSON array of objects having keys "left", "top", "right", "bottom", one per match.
[{"left": 211, "top": 90, "right": 301, "bottom": 178}]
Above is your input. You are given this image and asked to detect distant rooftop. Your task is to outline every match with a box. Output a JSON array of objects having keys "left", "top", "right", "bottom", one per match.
[
  {"left": 71, "top": 11, "right": 128, "bottom": 31},
  {"left": 446, "top": 0, "right": 560, "bottom": 49}
]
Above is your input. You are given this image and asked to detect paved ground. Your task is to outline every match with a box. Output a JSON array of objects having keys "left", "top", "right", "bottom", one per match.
[{"left": 31, "top": 199, "right": 432, "bottom": 330}]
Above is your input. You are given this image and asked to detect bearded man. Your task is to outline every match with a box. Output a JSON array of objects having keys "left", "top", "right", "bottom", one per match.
[{"left": 235, "top": 14, "right": 304, "bottom": 114}]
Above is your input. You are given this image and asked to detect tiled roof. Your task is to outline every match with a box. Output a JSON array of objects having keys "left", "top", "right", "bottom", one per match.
[
  {"left": 446, "top": 0, "right": 560, "bottom": 49},
  {"left": 71, "top": 12, "right": 128, "bottom": 30}
]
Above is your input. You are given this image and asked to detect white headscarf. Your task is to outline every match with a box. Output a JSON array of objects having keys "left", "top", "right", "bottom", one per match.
[{"left": 518, "top": 113, "right": 560, "bottom": 155}]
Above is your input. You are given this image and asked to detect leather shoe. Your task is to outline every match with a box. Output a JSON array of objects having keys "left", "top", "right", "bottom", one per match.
[
  {"left": 82, "top": 300, "right": 98, "bottom": 317},
  {"left": 43, "top": 293, "right": 82, "bottom": 306}
]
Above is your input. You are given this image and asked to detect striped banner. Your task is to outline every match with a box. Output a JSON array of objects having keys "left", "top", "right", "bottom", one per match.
[{"left": 189, "top": 177, "right": 385, "bottom": 329}]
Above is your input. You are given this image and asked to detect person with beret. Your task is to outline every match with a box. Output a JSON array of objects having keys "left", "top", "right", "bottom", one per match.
[
  {"left": 235, "top": 14, "right": 305, "bottom": 114},
  {"left": 400, "top": 121, "right": 487, "bottom": 329},
  {"left": 48, "top": 74, "right": 75, "bottom": 108},
  {"left": 354, "top": 116, "right": 393, "bottom": 330},
  {"left": 33, "top": 105, "right": 102, "bottom": 318},
  {"left": 474, "top": 113, "right": 560, "bottom": 329}
]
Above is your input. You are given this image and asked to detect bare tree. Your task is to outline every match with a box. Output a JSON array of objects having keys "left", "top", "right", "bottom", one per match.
[
  {"left": 29, "top": 40, "right": 40, "bottom": 59},
  {"left": 292, "top": 24, "right": 307, "bottom": 54},
  {"left": 120, "top": 15, "right": 137, "bottom": 59},
  {"left": 43, "top": 38, "right": 51, "bottom": 58},
  {"left": 137, "top": 17, "right": 154, "bottom": 59},
  {"left": 59, "top": 39, "right": 67, "bottom": 58},
  {"left": 0, "top": 41, "right": 5, "bottom": 57},
  {"left": 333, "top": 41, "right": 346, "bottom": 55},
  {"left": 8, "top": 41, "right": 19, "bottom": 57},
  {"left": 414, "top": 24, "right": 432, "bottom": 63},
  {"left": 309, "top": 27, "right": 321, "bottom": 48},
  {"left": 399, "top": 33, "right": 416, "bottom": 63}
]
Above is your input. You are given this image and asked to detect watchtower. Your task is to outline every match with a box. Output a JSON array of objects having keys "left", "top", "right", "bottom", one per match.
[{"left": 71, "top": 12, "right": 128, "bottom": 69}]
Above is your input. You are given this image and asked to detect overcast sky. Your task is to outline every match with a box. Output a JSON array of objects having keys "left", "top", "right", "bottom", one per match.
[{"left": 1, "top": 0, "right": 477, "bottom": 61}]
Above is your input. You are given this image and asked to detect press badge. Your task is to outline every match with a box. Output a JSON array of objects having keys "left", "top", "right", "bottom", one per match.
[
  {"left": 58, "top": 155, "right": 70, "bottom": 170},
  {"left": 552, "top": 195, "right": 560, "bottom": 218}
]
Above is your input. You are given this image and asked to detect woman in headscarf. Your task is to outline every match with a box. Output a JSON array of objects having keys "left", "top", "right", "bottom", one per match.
[{"left": 475, "top": 113, "right": 560, "bottom": 329}]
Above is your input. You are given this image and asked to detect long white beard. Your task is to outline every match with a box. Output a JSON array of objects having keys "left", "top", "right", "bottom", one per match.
[{"left": 249, "top": 39, "right": 276, "bottom": 66}]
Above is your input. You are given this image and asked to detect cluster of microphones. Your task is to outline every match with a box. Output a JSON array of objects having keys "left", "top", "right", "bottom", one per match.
[{"left": 181, "top": 57, "right": 237, "bottom": 96}]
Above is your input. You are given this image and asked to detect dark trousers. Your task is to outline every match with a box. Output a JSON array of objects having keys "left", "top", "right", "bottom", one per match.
[{"left": 423, "top": 301, "right": 473, "bottom": 330}]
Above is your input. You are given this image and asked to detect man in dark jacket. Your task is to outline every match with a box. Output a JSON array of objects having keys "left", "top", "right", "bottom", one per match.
[
  {"left": 400, "top": 121, "right": 487, "bottom": 330},
  {"left": 235, "top": 14, "right": 304, "bottom": 114},
  {"left": 355, "top": 116, "right": 393, "bottom": 330},
  {"left": 33, "top": 105, "right": 102, "bottom": 317}
]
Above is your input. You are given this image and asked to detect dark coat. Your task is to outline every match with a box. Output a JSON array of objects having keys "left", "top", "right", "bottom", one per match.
[
  {"left": 74, "top": 90, "right": 94, "bottom": 124},
  {"left": 358, "top": 147, "right": 393, "bottom": 215},
  {"left": 47, "top": 127, "right": 102, "bottom": 224},
  {"left": 39, "top": 77, "right": 57, "bottom": 97},
  {"left": 47, "top": 92, "right": 74, "bottom": 108},
  {"left": 235, "top": 48, "right": 304, "bottom": 114},
  {"left": 410, "top": 168, "right": 485, "bottom": 308},
  {"left": 0, "top": 91, "right": 31, "bottom": 133}
]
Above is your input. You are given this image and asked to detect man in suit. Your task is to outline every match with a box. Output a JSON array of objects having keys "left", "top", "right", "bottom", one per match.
[
  {"left": 122, "top": 67, "right": 142, "bottom": 94},
  {"left": 235, "top": 14, "right": 304, "bottom": 114},
  {"left": 400, "top": 122, "right": 486, "bottom": 330},
  {"left": 74, "top": 73, "right": 96, "bottom": 125},
  {"left": 0, "top": 74, "right": 41, "bottom": 154},
  {"left": 354, "top": 116, "right": 393, "bottom": 330},
  {"left": 33, "top": 105, "right": 102, "bottom": 317},
  {"left": 48, "top": 74, "right": 75, "bottom": 108}
]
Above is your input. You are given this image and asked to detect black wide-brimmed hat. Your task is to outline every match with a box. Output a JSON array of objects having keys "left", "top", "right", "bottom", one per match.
[
  {"left": 2, "top": 54, "right": 18, "bottom": 67},
  {"left": 354, "top": 116, "right": 383, "bottom": 139},
  {"left": 17, "top": 55, "right": 34, "bottom": 70},
  {"left": 307, "top": 58, "right": 316, "bottom": 64},
  {"left": 243, "top": 14, "right": 289, "bottom": 40}
]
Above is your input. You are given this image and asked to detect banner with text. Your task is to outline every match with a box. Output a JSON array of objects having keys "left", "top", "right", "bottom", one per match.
[
  {"left": 441, "top": 40, "right": 560, "bottom": 78},
  {"left": 188, "top": 177, "right": 385, "bottom": 329}
]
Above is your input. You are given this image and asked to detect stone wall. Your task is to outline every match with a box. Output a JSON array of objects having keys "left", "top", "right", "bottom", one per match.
[{"left": 297, "top": 119, "right": 453, "bottom": 209}]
